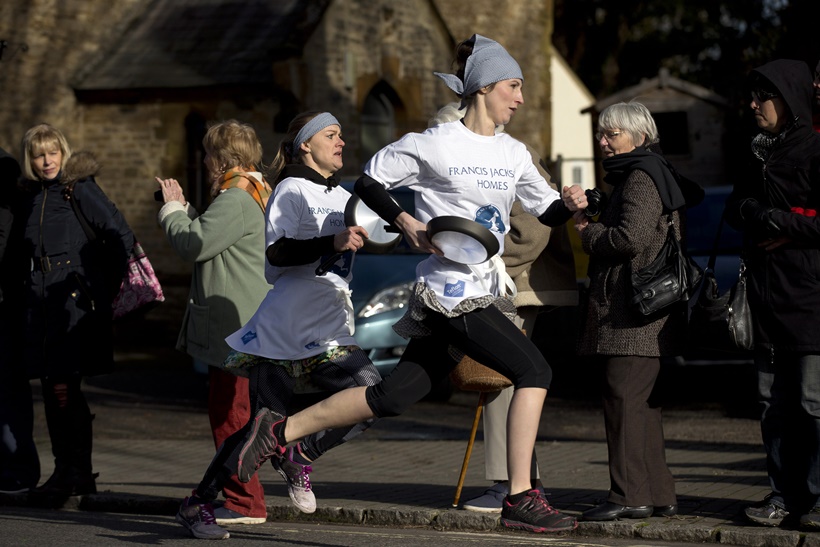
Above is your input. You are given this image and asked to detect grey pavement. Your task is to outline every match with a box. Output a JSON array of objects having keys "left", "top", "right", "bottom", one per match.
[{"left": 2, "top": 315, "right": 819, "bottom": 546}]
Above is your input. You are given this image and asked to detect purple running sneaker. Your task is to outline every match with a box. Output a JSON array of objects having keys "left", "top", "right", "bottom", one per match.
[
  {"left": 176, "top": 494, "right": 229, "bottom": 539},
  {"left": 501, "top": 489, "right": 578, "bottom": 533},
  {"left": 272, "top": 446, "right": 316, "bottom": 513}
]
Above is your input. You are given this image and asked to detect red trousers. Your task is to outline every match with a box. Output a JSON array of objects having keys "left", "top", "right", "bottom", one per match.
[{"left": 208, "top": 367, "right": 266, "bottom": 518}]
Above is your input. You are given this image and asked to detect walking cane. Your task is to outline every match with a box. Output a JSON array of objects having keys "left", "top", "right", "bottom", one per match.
[{"left": 452, "top": 391, "right": 488, "bottom": 507}]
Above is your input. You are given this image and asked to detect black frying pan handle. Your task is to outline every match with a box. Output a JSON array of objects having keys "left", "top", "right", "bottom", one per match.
[{"left": 315, "top": 252, "right": 342, "bottom": 276}]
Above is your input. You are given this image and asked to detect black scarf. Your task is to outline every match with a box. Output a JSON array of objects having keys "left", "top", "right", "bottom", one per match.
[
  {"left": 751, "top": 116, "right": 797, "bottom": 163},
  {"left": 602, "top": 146, "right": 702, "bottom": 211},
  {"left": 278, "top": 164, "right": 338, "bottom": 190}
]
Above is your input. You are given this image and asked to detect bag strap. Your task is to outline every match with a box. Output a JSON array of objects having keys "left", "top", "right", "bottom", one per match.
[
  {"left": 665, "top": 212, "right": 678, "bottom": 246},
  {"left": 64, "top": 183, "right": 97, "bottom": 243},
  {"left": 705, "top": 210, "right": 727, "bottom": 272}
]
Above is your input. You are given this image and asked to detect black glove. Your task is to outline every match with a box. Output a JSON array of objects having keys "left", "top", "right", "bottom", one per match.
[
  {"left": 584, "top": 188, "right": 606, "bottom": 217},
  {"left": 740, "top": 198, "right": 781, "bottom": 237}
]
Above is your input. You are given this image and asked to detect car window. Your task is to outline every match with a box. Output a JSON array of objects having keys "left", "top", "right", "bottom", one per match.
[{"left": 686, "top": 186, "right": 743, "bottom": 255}]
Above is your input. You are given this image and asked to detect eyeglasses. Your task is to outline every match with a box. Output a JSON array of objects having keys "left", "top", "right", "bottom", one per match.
[
  {"left": 751, "top": 89, "right": 779, "bottom": 103},
  {"left": 595, "top": 130, "right": 622, "bottom": 142}
]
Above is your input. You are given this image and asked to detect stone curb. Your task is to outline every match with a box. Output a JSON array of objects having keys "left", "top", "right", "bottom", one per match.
[{"left": 4, "top": 491, "right": 820, "bottom": 547}]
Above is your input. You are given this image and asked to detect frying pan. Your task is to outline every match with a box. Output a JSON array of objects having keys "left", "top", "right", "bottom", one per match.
[
  {"left": 426, "top": 216, "right": 499, "bottom": 265},
  {"left": 315, "top": 193, "right": 402, "bottom": 276}
]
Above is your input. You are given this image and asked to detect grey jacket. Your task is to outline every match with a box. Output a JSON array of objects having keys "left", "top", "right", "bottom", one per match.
[{"left": 578, "top": 169, "right": 686, "bottom": 357}]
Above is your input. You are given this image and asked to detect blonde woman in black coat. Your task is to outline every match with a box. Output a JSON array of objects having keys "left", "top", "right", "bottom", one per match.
[{"left": 18, "top": 124, "right": 133, "bottom": 498}]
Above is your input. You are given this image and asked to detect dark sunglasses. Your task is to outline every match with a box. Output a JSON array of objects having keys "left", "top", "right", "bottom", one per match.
[{"left": 752, "top": 89, "right": 779, "bottom": 103}]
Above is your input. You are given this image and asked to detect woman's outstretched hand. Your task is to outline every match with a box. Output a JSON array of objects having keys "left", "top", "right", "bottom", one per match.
[
  {"left": 155, "top": 177, "right": 187, "bottom": 205},
  {"left": 394, "top": 212, "right": 443, "bottom": 256}
]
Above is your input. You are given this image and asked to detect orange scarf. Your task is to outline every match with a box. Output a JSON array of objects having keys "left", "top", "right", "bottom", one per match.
[{"left": 216, "top": 169, "right": 272, "bottom": 212}]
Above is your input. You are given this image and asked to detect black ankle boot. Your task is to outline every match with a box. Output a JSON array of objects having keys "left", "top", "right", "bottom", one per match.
[{"left": 30, "top": 468, "right": 98, "bottom": 497}]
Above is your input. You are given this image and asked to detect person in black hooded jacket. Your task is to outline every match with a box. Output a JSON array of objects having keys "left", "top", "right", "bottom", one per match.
[{"left": 726, "top": 60, "right": 820, "bottom": 529}]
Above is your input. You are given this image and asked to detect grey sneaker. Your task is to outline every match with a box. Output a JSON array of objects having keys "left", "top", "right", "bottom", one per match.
[
  {"left": 745, "top": 499, "right": 789, "bottom": 527},
  {"left": 176, "top": 496, "right": 230, "bottom": 539},
  {"left": 213, "top": 506, "right": 266, "bottom": 525},
  {"left": 501, "top": 489, "right": 578, "bottom": 533},
  {"left": 272, "top": 446, "right": 316, "bottom": 514},
  {"left": 237, "top": 408, "right": 286, "bottom": 484},
  {"left": 463, "top": 482, "right": 509, "bottom": 513}
]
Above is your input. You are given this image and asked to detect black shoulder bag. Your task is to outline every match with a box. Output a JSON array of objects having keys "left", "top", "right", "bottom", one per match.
[
  {"left": 688, "top": 213, "right": 753, "bottom": 352},
  {"left": 631, "top": 213, "right": 703, "bottom": 316}
]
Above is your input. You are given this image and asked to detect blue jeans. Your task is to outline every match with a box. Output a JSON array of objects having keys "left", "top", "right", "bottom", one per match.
[{"left": 757, "top": 351, "right": 820, "bottom": 512}]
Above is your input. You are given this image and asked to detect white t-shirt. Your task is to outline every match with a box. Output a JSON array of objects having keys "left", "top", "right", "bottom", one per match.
[
  {"left": 225, "top": 176, "right": 357, "bottom": 360},
  {"left": 364, "top": 120, "right": 560, "bottom": 310}
]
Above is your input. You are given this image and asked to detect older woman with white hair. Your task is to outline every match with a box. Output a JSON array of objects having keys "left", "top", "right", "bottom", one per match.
[{"left": 575, "top": 101, "right": 701, "bottom": 521}]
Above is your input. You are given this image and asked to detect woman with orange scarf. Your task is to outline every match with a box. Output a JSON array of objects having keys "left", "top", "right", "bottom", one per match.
[{"left": 156, "top": 119, "right": 272, "bottom": 526}]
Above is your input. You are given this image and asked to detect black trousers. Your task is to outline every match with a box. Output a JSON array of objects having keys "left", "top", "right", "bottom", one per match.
[{"left": 602, "top": 355, "right": 676, "bottom": 506}]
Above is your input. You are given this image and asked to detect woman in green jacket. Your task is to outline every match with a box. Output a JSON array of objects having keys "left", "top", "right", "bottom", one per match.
[{"left": 156, "top": 119, "right": 272, "bottom": 525}]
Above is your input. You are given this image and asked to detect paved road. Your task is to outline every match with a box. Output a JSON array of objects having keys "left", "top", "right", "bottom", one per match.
[{"left": 11, "top": 315, "right": 809, "bottom": 547}]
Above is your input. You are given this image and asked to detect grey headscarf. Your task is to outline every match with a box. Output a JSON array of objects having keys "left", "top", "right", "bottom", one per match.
[{"left": 434, "top": 34, "right": 523, "bottom": 97}]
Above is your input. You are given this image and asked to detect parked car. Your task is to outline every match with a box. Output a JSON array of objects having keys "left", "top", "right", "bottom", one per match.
[
  {"left": 680, "top": 185, "right": 752, "bottom": 366},
  {"left": 686, "top": 185, "right": 744, "bottom": 299},
  {"left": 344, "top": 182, "right": 425, "bottom": 373},
  {"left": 668, "top": 185, "right": 758, "bottom": 416}
]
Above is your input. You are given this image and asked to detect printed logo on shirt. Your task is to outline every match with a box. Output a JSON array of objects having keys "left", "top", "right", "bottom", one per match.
[
  {"left": 305, "top": 340, "right": 321, "bottom": 350},
  {"left": 448, "top": 165, "right": 514, "bottom": 189},
  {"left": 241, "top": 330, "right": 257, "bottom": 345},
  {"left": 319, "top": 251, "right": 353, "bottom": 279},
  {"left": 475, "top": 205, "right": 505, "bottom": 234},
  {"left": 444, "top": 279, "right": 465, "bottom": 298},
  {"left": 312, "top": 207, "right": 345, "bottom": 228}
]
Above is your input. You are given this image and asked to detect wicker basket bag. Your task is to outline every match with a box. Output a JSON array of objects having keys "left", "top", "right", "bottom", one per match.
[
  {"left": 449, "top": 355, "right": 512, "bottom": 392},
  {"left": 448, "top": 329, "right": 523, "bottom": 392}
]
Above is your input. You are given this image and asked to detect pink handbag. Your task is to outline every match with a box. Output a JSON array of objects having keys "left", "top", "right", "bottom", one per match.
[{"left": 112, "top": 242, "right": 165, "bottom": 319}]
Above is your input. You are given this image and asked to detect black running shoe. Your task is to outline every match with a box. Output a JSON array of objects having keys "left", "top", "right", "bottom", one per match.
[
  {"left": 237, "top": 408, "right": 286, "bottom": 483},
  {"left": 501, "top": 489, "right": 578, "bottom": 533}
]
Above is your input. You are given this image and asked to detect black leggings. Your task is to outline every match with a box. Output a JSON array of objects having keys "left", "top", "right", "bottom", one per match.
[
  {"left": 196, "top": 349, "right": 379, "bottom": 501},
  {"left": 365, "top": 305, "right": 552, "bottom": 418}
]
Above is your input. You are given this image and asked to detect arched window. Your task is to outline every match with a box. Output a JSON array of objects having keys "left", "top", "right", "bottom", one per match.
[{"left": 360, "top": 82, "right": 402, "bottom": 167}]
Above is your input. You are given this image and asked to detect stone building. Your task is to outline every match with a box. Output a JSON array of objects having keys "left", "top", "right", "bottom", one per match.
[{"left": 0, "top": 0, "right": 555, "bottom": 283}]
